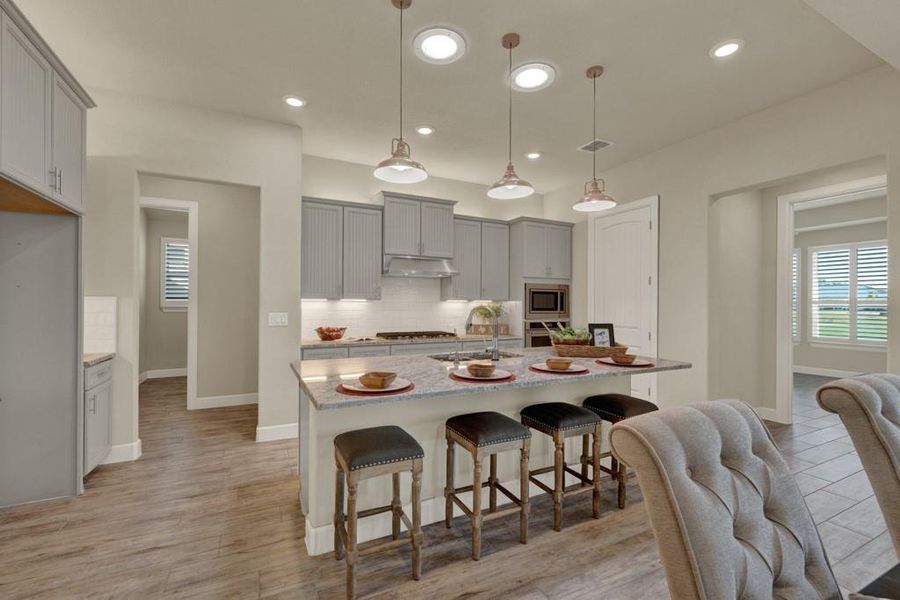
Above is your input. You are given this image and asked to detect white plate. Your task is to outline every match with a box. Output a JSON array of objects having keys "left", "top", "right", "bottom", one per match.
[
  {"left": 596, "top": 357, "right": 654, "bottom": 367},
  {"left": 341, "top": 377, "right": 412, "bottom": 393},
  {"left": 451, "top": 368, "right": 513, "bottom": 381},
  {"left": 530, "top": 363, "right": 590, "bottom": 374}
]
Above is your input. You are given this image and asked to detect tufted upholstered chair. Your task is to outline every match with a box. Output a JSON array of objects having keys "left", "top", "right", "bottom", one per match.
[
  {"left": 817, "top": 374, "right": 900, "bottom": 558},
  {"left": 609, "top": 399, "right": 841, "bottom": 600}
]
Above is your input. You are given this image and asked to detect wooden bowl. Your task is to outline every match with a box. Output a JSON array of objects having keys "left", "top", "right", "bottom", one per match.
[
  {"left": 545, "top": 357, "right": 573, "bottom": 371},
  {"left": 358, "top": 371, "right": 397, "bottom": 389},
  {"left": 611, "top": 354, "right": 637, "bottom": 365},
  {"left": 466, "top": 362, "right": 496, "bottom": 378}
]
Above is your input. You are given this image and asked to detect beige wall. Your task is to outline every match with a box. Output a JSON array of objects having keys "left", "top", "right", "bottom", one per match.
[
  {"left": 139, "top": 175, "right": 260, "bottom": 399},
  {"left": 84, "top": 89, "right": 302, "bottom": 448},
  {"left": 544, "top": 65, "right": 900, "bottom": 409},
  {"left": 140, "top": 215, "right": 188, "bottom": 373}
]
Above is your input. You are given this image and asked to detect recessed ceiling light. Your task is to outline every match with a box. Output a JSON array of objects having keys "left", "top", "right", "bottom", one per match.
[
  {"left": 416, "top": 125, "right": 434, "bottom": 136},
  {"left": 526, "top": 152, "right": 541, "bottom": 160},
  {"left": 413, "top": 28, "right": 466, "bottom": 64},
  {"left": 511, "top": 63, "right": 556, "bottom": 92},
  {"left": 283, "top": 95, "right": 306, "bottom": 108},
  {"left": 710, "top": 39, "right": 743, "bottom": 58}
]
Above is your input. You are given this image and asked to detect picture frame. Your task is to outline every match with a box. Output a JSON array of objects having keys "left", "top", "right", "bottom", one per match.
[{"left": 588, "top": 323, "right": 615, "bottom": 348}]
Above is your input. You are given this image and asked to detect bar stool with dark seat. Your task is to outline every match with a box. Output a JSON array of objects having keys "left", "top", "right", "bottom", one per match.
[
  {"left": 519, "top": 402, "right": 603, "bottom": 531},
  {"left": 333, "top": 425, "right": 424, "bottom": 600},
  {"left": 445, "top": 411, "right": 531, "bottom": 560},
  {"left": 581, "top": 393, "right": 658, "bottom": 509}
]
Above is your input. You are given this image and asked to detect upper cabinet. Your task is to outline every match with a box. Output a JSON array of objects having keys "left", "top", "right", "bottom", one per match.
[
  {"left": 301, "top": 198, "right": 383, "bottom": 301},
  {"left": 0, "top": 2, "right": 93, "bottom": 214},
  {"left": 481, "top": 221, "right": 510, "bottom": 299},
  {"left": 510, "top": 218, "right": 574, "bottom": 281},
  {"left": 381, "top": 192, "right": 455, "bottom": 259},
  {"left": 441, "top": 218, "right": 510, "bottom": 301}
]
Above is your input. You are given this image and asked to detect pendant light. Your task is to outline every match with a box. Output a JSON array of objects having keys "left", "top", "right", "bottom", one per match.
[
  {"left": 374, "top": 0, "right": 428, "bottom": 184},
  {"left": 487, "top": 33, "right": 534, "bottom": 200},
  {"left": 573, "top": 65, "right": 617, "bottom": 212}
]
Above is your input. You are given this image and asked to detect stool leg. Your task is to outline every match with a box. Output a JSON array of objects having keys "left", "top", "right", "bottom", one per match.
[
  {"left": 334, "top": 467, "right": 345, "bottom": 560},
  {"left": 445, "top": 436, "right": 455, "bottom": 528},
  {"left": 618, "top": 461, "right": 627, "bottom": 509},
  {"left": 611, "top": 455, "right": 619, "bottom": 480},
  {"left": 553, "top": 433, "right": 564, "bottom": 532},
  {"left": 411, "top": 459, "right": 423, "bottom": 580},
  {"left": 592, "top": 424, "right": 602, "bottom": 519},
  {"left": 519, "top": 438, "right": 530, "bottom": 544},
  {"left": 580, "top": 433, "right": 590, "bottom": 484},
  {"left": 472, "top": 456, "right": 483, "bottom": 560},
  {"left": 346, "top": 480, "right": 358, "bottom": 600},
  {"left": 488, "top": 453, "right": 498, "bottom": 513},
  {"left": 391, "top": 472, "right": 401, "bottom": 540}
]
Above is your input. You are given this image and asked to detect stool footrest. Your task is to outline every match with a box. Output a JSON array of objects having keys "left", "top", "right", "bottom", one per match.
[
  {"left": 483, "top": 504, "right": 524, "bottom": 522},
  {"left": 357, "top": 504, "right": 394, "bottom": 519},
  {"left": 494, "top": 482, "right": 522, "bottom": 506}
]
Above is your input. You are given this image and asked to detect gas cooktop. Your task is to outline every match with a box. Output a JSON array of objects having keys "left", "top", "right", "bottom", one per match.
[{"left": 376, "top": 331, "right": 457, "bottom": 340}]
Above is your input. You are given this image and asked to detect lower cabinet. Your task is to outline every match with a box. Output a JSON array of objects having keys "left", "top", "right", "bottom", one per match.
[
  {"left": 348, "top": 345, "right": 390, "bottom": 358},
  {"left": 301, "top": 339, "right": 523, "bottom": 360},
  {"left": 84, "top": 362, "right": 111, "bottom": 475},
  {"left": 390, "top": 342, "right": 459, "bottom": 356},
  {"left": 301, "top": 346, "right": 349, "bottom": 360}
]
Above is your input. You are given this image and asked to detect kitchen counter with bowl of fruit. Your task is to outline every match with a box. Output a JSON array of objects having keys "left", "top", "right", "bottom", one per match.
[{"left": 290, "top": 347, "right": 690, "bottom": 557}]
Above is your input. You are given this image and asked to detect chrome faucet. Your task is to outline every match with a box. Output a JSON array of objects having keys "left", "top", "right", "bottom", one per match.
[{"left": 465, "top": 306, "right": 500, "bottom": 362}]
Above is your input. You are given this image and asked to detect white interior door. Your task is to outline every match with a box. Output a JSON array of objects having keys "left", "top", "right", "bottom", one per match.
[{"left": 589, "top": 196, "right": 659, "bottom": 401}]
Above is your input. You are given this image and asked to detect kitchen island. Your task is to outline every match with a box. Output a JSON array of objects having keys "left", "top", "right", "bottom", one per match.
[{"left": 291, "top": 348, "right": 690, "bottom": 556}]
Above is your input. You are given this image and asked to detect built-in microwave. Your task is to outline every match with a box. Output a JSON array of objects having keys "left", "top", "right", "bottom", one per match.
[{"left": 524, "top": 283, "right": 569, "bottom": 321}]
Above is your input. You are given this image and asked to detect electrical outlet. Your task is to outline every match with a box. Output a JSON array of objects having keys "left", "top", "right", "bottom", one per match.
[{"left": 268, "top": 312, "right": 288, "bottom": 327}]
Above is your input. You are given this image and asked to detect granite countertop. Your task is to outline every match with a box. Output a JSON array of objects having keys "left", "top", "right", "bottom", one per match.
[
  {"left": 83, "top": 352, "right": 115, "bottom": 367},
  {"left": 300, "top": 334, "right": 523, "bottom": 349},
  {"left": 291, "top": 348, "right": 690, "bottom": 410}
]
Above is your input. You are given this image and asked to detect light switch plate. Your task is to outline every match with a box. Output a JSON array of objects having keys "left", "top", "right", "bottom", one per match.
[{"left": 268, "top": 312, "right": 288, "bottom": 327}]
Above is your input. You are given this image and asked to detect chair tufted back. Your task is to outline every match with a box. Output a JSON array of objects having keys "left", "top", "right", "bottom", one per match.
[
  {"left": 610, "top": 399, "right": 841, "bottom": 600},
  {"left": 817, "top": 374, "right": 900, "bottom": 557}
]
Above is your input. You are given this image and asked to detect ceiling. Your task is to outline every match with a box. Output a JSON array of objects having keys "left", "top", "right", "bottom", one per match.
[
  {"left": 19, "top": 0, "right": 882, "bottom": 193},
  {"left": 143, "top": 207, "right": 187, "bottom": 223},
  {"left": 803, "top": 0, "right": 900, "bottom": 72}
]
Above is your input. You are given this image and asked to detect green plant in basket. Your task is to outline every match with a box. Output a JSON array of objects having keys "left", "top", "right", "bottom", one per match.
[{"left": 549, "top": 326, "right": 591, "bottom": 345}]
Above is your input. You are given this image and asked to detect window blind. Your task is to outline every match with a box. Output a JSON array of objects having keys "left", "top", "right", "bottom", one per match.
[
  {"left": 162, "top": 239, "right": 189, "bottom": 309},
  {"left": 792, "top": 250, "right": 800, "bottom": 340}
]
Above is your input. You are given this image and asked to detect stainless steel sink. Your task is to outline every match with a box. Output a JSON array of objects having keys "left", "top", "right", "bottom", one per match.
[{"left": 428, "top": 350, "right": 522, "bottom": 362}]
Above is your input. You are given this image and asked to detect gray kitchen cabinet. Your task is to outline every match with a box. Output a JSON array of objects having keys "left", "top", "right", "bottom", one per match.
[
  {"left": 420, "top": 201, "right": 454, "bottom": 258},
  {"left": 441, "top": 218, "right": 481, "bottom": 300},
  {"left": 342, "top": 206, "right": 382, "bottom": 299},
  {"left": 348, "top": 345, "right": 390, "bottom": 358},
  {"left": 511, "top": 218, "right": 573, "bottom": 280},
  {"left": 390, "top": 342, "right": 459, "bottom": 356},
  {"left": 51, "top": 74, "right": 86, "bottom": 213},
  {"left": 521, "top": 221, "right": 550, "bottom": 278},
  {"left": 383, "top": 196, "right": 421, "bottom": 256},
  {"left": 84, "top": 376, "right": 111, "bottom": 475},
  {"left": 301, "top": 201, "right": 343, "bottom": 299},
  {"left": 302, "top": 346, "right": 349, "bottom": 360},
  {"left": 546, "top": 224, "right": 572, "bottom": 279},
  {"left": 480, "top": 222, "right": 510, "bottom": 300}
]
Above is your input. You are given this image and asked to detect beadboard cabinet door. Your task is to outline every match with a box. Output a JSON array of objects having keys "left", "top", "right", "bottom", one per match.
[
  {"left": 442, "top": 219, "right": 481, "bottom": 300},
  {"left": 383, "top": 196, "right": 421, "bottom": 256},
  {"left": 301, "top": 202, "right": 343, "bottom": 299},
  {"left": 0, "top": 13, "right": 51, "bottom": 195},
  {"left": 420, "top": 201, "right": 454, "bottom": 258},
  {"left": 481, "top": 222, "right": 510, "bottom": 300},
  {"left": 521, "top": 221, "right": 550, "bottom": 278},
  {"left": 546, "top": 224, "right": 572, "bottom": 279},
  {"left": 342, "top": 206, "right": 382, "bottom": 299},
  {"left": 50, "top": 75, "right": 85, "bottom": 212}
]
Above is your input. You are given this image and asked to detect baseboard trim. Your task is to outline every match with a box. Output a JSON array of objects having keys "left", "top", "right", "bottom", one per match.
[
  {"left": 753, "top": 406, "right": 786, "bottom": 424},
  {"left": 140, "top": 368, "right": 187, "bottom": 382},
  {"left": 189, "top": 393, "right": 258, "bottom": 410},
  {"left": 102, "top": 439, "right": 142, "bottom": 464},
  {"left": 793, "top": 366, "right": 862, "bottom": 379},
  {"left": 256, "top": 422, "right": 298, "bottom": 443}
]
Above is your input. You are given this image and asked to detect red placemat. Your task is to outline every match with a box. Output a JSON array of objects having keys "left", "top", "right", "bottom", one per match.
[
  {"left": 449, "top": 372, "right": 517, "bottom": 384},
  {"left": 528, "top": 366, "right": 590, "bottom": 376},
  {"left": 336, "top": 382, "right": 415, "bottom": 397}
]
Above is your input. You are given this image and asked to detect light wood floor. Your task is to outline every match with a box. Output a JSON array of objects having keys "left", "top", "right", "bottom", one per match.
[{"left": 0, "top": 376, "right": 891, "bottom": 599}]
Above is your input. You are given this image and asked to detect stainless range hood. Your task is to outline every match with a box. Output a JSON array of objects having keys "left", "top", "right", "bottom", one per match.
[{"left": 382, "top": 256, "right": 459, "bottom": 278}]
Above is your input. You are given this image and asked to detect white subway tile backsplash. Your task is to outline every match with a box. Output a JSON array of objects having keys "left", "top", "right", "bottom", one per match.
[{"left": 84, "top": 296, "right": 117, "bottom": 353}]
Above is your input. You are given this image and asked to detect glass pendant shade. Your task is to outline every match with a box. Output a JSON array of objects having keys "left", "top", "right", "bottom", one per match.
[
  {"left": 374, "top": 138, "right": 428, "bottom": 183},
  {"left": 487, "top": 162, "right": 534, "bottom": 199},
  {"left": 572, "top": 178, "right": 617, "bottom": 212}
]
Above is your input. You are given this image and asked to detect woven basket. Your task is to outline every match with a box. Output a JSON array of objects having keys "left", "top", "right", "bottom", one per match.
[{"left": 552, "top": 343, "right": 629, "bottom": 358}]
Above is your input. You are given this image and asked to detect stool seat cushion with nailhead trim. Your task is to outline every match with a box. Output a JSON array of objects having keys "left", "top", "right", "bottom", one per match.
[
  {"left": 334, "top": 425, "right": 424, "bottom": 471},
  {"left": 520, "top": 402, "right": 601, "bottom": 433},
  {"left": 446, "top": 411, "right": 531, "bottom": 447},
  {"left": 583, "top": 393, "right": 658, "bottom": 422}
]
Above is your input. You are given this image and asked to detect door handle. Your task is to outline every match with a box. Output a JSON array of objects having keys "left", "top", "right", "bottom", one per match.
[
  {"left": 49, "top": 168, "right": 58, "bottom": 192},
  {"left": 58, "top": 170, "right": 62, "bottom": 194}
]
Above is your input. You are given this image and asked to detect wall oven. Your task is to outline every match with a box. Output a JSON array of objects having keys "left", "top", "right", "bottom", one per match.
[
  {"left": 525, "top": 283, "right": 569, "bottom": 321},
  {"left": 524, "top": 321, "right": 569, "bottom": 348}
]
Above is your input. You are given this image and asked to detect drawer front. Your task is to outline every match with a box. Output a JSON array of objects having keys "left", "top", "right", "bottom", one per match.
[
  {"left": 85, "top": 360, "right": 113, "bottom": 390},
  {"left": 390, "top": 342, "right": 460, "bottom": 356},
  {"left": 302, "top": 347, "right": 350, "bottom": 360},
  {"left": 348, "top": 345, "right": 390, "bottom": 358},
  {"left": 499, "top": 339, "right": 523, "bottom": 349},
  {"left": 461, "top": 340, "right": 489, "bottom": 351}
]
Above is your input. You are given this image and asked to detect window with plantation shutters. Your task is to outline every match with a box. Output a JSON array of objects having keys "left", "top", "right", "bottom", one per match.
[
  {"left": 809, "top": 241, "right": 887, "bottom": 345},
  {"left": 792, "top": 249, "right": 800, "bottom": 341},
  {"left": 161, "top": 237, "right": 189, "bottom": 311}
]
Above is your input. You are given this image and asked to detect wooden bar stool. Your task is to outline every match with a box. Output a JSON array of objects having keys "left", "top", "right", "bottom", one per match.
[
  {"left": 520, "top": 402, "right": 603, "bottom": 531},
  {"left": 444, "top": 411, "right": 531, "bottom": 560},
  {"left": 581, "top": 393, "right": 658, "bottom": 509},
  {"left": 333, "top": 425, "right": 424, "bottom": 600}
]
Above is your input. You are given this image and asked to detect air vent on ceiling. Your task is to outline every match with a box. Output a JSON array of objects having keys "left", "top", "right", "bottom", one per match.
[{"left": 578, "top": 138, "right": 614, "bottom": 153}]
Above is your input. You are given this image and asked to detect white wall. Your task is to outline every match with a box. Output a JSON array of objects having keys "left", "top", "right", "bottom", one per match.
[
  {"left": 544, "top": 65, "right": 900, "bottom": 409},
  {"left": 84, "top": 88, "right": 302, "bottom": 448}
]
